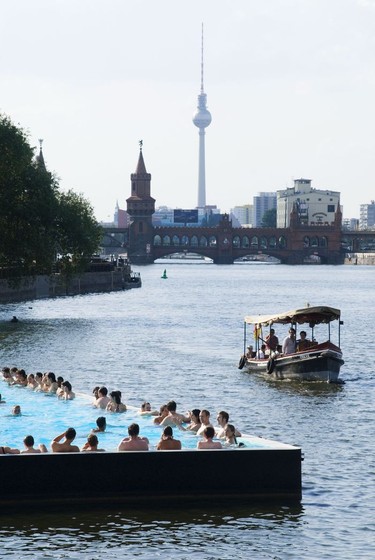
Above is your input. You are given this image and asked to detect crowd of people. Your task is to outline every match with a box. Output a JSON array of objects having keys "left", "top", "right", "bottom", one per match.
[
  {"left": 246, "top": 327, "right": 317, "bottom": 359},
  {"left": 1, "top": 370, "right": 245, "bottom": 454}
]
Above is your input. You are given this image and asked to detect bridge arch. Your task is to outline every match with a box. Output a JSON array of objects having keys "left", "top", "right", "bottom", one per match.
[
  {"left": 172, "top": 235, "right": 180, "bottom": 246},
  {"left": 200, "top": 236, "right": 208, "bottom": 247},
  {"left": 163, "top": 235, "right": 170, "bottom": 246},
  {"left": 191, "top": 235, "right": 198, "bottom": 247},
  {"left": 242, "top": 235, "right": 249, "bottom": 248},
  {"left": 154, "top": 235, "right": 162, "bottom": 246},
  {"left": 233, "top": 235, "right": 240, "bottom": 248}
]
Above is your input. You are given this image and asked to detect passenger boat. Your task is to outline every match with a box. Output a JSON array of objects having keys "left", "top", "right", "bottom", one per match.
[{"left": 239, "top": 306, "right": 344, "bottom": 382}]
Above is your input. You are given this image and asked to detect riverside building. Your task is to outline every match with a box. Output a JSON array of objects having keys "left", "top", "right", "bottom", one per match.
[{"left": 277, "top": 178, "right": 340, "bottom": 228}]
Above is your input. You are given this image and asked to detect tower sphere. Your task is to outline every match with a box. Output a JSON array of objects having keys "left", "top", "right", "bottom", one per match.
[{"left": 193, "top": 107, "right": 212, "bottom": 128}]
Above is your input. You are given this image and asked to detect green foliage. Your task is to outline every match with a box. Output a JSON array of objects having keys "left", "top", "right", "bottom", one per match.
[
  {"left": 0, "top": 113, "right": 101, "bottom": 279},
  {"left": 261, "top": 208, "right": 277, "bottom": 228}
]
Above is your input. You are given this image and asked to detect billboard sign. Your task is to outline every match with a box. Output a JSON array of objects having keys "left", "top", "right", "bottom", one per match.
[{"left": 174, "top": 209, "right": 199, "bottom": 224}]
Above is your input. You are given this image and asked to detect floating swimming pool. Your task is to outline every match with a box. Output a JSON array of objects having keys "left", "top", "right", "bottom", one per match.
[
  {"left": 0, "top": 381, "right": 293, "bottom": 452},
  {"left": 0, "top": 381, "right": 302, "bottom": 507}
]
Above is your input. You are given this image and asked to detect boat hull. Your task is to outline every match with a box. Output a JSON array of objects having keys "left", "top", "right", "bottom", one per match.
[{"left": 245, "top": 347, "right": 344, "bottom": 382}]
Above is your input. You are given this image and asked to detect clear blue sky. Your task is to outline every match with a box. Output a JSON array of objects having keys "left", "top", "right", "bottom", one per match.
[{"left": 2, "top": 0, "right": 374, "bottom": 221}]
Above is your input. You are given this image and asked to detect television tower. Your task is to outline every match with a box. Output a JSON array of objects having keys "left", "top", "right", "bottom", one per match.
[{"left": 193, "top": 23, "right": 212, "bottom": 208}]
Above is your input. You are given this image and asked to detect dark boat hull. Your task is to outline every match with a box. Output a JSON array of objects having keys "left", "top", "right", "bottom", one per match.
[{"left": 245, "top": 347, "right": 344, "bottom": 382}]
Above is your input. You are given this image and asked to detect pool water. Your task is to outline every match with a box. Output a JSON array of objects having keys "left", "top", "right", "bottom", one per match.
[{"left": 0, "top": 381, "right": 289, "bottom": 452}]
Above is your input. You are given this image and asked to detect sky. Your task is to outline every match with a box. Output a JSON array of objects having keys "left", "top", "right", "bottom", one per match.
[{"left": 2, "top": 0, "right": 375, "bottom": 221}]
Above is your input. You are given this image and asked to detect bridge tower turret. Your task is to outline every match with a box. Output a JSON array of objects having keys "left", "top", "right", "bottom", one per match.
[{"left": 126, "top": 143, "right": 155, "bottom": 263}]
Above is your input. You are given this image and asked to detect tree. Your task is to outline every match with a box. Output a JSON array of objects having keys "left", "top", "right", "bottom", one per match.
[
  {"left": 55, "top": 190, "right": 102, "bottom": 273},
  {"left": 0, "top": 113, "right": 101, "bottom": 278},
  {"left": 261, "top": 208, "right": 277, "bottom": 228}
]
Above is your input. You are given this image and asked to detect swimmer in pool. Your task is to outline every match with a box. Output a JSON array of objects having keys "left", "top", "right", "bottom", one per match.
[
  {"left": 12, "top": 405, "right": 21, "bottom": 416},
  {"left": 92, "top": 416, "right": 106, "bottom": 433},
  {"left": 197, "top": 426, "right": 222, "bottom": 450},
  {"left": 156, "top": 426, "right": 182, "bottom": 450}
]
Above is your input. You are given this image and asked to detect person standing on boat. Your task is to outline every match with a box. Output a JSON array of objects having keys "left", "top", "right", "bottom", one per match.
[
  {"left": 265, "top": 328, "right": 279, "bottom": 353},
  {"left": 282, "top": 328, "right": 296, "bottom": 355}
]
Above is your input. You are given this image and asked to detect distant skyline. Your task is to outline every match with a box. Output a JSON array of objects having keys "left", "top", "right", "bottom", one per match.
[{"left": 2, "top": 0, "right": 375, "bottom": 221}]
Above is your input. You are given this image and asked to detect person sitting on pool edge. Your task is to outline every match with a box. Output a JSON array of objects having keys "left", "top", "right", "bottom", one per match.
[
  {"left": 81, "top": 434, "right": 105, "bottom": 452},
  {"left": 117, "top": 423, "right": 149, "bottom": 452},
  {"left": 21, "top": 435, "right": 48, "bottom": 454},
  {"left": 156, "top": 426, "right": 182, "bottom": 450},
  {"left": 51, "top": 428, "right": 80, "bottom": 453},
  {"left": 197, "top": 426, "right": 222, "bottom": 450},
  {"left": 0, "top": 444, "right": 20, "bottom": 455}
]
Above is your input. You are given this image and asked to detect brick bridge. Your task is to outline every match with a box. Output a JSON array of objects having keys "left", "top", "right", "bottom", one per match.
[
  {"left": 101, "top": 149, "right": 375, "bottom": 264},
  {"left": 102, "top": 212, "right": 348, "bottom": 264}
]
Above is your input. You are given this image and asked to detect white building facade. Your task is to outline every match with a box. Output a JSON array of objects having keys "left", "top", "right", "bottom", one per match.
[
  {"left": 359, "top": 201, "right": 375, "bottom": 230},
  {"left": 277, "top": 179, "right": 340, "bottom": 228}
]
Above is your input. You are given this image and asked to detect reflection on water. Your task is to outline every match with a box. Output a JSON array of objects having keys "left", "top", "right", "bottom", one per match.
[
  {"left": 0, "top": 505, "right": 304, "bottom": 559},
  {"left": 0, "top": 264, "right": 374, "bottom": 559}
]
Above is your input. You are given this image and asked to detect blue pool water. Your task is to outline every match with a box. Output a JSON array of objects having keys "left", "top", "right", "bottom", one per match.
[{"left": 0, "top": 381, "right": 285, "bottom": 451}]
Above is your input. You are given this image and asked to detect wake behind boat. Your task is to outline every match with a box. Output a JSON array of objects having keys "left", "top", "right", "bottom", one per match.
[{"left": 239, "top": 305, "right": 344, "bottom": 383}]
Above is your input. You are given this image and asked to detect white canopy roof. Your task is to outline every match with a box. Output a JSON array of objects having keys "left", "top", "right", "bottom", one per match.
[{"left": 244, "top": 306, "right": 341, "bottom": 326}]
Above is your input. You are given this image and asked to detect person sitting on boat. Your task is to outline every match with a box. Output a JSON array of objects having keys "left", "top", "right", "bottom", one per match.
[
  {"left": 296, "top": 330, "right": 311, "bottom": 352},
  {"left": 216, "top": 411, "right": 242, "bottom": 439},
  {"left": 246, "top": 345, "right": 254, "bottom": 359},
  {"left": 94, "top": 386, "right": 111, "bottom": 409},
  {"left": 256, "top": 344, "right": 266, "bottom": 359},
  {"left": 117, "top": 423, "right": 149, "bottom": 452},
  {"left": 265, "top": 328, "right": 279, "bottom": 354},
  {"left": 106, "top": 390, "right": 127, "bottom": 413},
  {"left": 282, "top": 328, "right": 296, "bottom": 355},
  {"left": 197, "top": 426, "right": 222, "bottom": 449},
  {"left": 197, "top": 410, "right": 214, "bottom": 436},
  {"left": 156, "top": 426, "right": 182, "bottom": 450}
]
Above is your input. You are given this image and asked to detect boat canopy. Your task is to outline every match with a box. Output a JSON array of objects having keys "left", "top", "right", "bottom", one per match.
[{"left": 244, "top": 306, "right": 341, "bottom": 327}]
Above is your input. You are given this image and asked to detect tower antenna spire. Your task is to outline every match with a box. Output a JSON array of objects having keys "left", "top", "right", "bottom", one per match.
[
  {"left": 200, "top": 22, "right": 204, "bottom": 94},
  {"left": 193, "top": 23, "right": 212, "bottom": 209}
]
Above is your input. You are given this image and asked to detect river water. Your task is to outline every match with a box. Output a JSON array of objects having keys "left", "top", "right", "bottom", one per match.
[{"left": 0, "top": 263, "right": 374, "bottom": 559}]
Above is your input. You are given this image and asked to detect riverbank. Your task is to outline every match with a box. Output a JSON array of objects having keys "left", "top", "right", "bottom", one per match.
[{"left": 0, "top": 267, "right": 140, "bottom": 303}]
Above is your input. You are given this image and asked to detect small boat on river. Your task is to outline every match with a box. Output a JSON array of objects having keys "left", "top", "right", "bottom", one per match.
[{"left": 239, "top": 305, "right": 344, "bottom": 382}]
